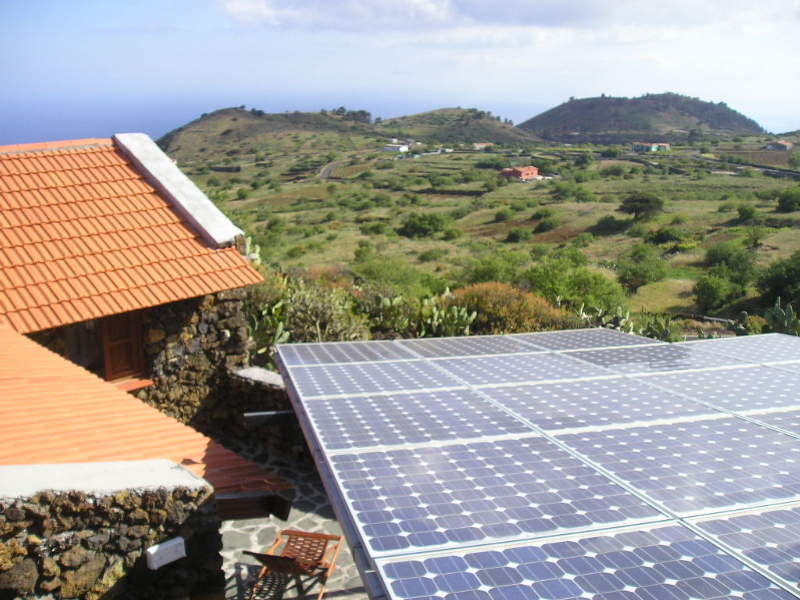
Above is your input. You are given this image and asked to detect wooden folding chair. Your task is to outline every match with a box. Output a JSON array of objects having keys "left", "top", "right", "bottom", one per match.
[{"left": 244, "top": 529, "right": 343, "bottom": 600}]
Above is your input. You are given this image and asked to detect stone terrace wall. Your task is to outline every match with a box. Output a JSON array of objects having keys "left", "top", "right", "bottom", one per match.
[
  {"left": 137, "top": 289, "right": 251, "bottom": 434},
  {"left": 0, "top": 478, "right": 221, "bottom": 598}
]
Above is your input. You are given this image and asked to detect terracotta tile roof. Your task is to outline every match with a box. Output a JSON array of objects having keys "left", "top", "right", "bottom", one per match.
[
  {"left": 0, "top": 324, "right": 290, "bottom": 496},
  {"left": 0, "top": 138, "right": 262, "bottom": 334}
]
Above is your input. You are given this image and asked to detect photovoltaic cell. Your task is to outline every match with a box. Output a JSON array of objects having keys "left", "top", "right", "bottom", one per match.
[
  {"left": 278, "top": 340, "right": 416, "bottom": 365},
  {"left": 378, "top": 524, "right": 796, "bottom": 600},
  {"left": 644, "top": 366, "right": 800, "bottom": 412},
  {"left": 559, "top": 418, "right": 800, "bottom": 516},
  {"left": 329, "top": 437, "right": 664, "bottom": 555},
  {"left": 303, "top": 389, "right": 534, "bottom": 451},
  {"left": 286, "top": 360, "right": 463, "bottom": 397},
  {"left": 432, "top": 352, "right": 612, "bottom": 387},
  {"left": 696, "top": 505, "right": 800, "bottom": 586},
  {"left": 515, "top": 327, "right": 663, "bottom": 351},
  {"left": 569, "top": 344, "right": 752, "bottom": 374},
  {"left": 483, "top": 376, "right": 718, "bottom": 431},
  {"left": 683, "top": 333, "right": 800, "bottom": 364},
  {"left": 747, "top": 409, "right": 800, "bottom": 436},
  {"left": 397, "top": 334, "right": 546, "bottom": 358}
]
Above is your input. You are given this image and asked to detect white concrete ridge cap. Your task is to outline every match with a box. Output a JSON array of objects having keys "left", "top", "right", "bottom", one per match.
[
  {"left": 0, "top": 459, "right": 209, "bottom": 499},
  {"left": 113, "top": 133, "right": 243, "bottom": 248}
]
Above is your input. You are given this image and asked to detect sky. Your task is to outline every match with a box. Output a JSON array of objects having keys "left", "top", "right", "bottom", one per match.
[{"left": 2, "top": 0, "right": 799, "bottom": 144}]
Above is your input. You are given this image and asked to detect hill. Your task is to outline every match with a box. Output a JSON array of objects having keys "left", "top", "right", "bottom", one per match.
[
  {"left": 518, "top": 93, "right": 764, "bottom": 144},
  {"left": 377, "top": 108, "right": 540, "bottom": 144},
  {"left": 158, "top": 107, "right": 378, "bottom": 163}
]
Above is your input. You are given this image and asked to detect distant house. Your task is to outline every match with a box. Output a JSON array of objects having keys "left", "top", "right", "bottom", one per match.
[
  {"left": 764, "top": 140, "right": 794, "bottom": 151},
  {"left": 473, "top": 142, "right": 493, "bottom": 150},
  {"left": 382, "top": 143, "right": 409, "bottom": 153},
  {"left": 501, "top": 166, "right": 540, "bottom": 181},
  {"left": 0, "top": 134, "right": 267, "bottom": 423},
  {"left": 633, "top": 142, "right": 671, "bottom": 153}
]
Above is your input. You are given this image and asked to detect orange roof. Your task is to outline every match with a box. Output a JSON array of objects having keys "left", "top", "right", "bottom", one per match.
[
  {"left": 0, "top": 324, "right": 289, "bottom": 495},
  {"left": 0, "top": 138, "right": 262, "bottom": 334}
]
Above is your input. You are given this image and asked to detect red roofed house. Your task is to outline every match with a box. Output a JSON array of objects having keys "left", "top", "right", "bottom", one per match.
[
  {"left": 501, "top": 166, "right": 539, "bottom": 181},
  {"left": 0, "top": 134, "right": 271, "bottom": 422}
]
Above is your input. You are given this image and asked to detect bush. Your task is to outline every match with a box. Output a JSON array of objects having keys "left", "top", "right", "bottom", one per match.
[
  {"left": 418, "top": 248, "right": 449, "bottom": 262},
  {"left": 532, "top": 208, "right": 554, "bottom": 220},
  {"left": 506, "top": 228, "right": 533, "bottom": 243},
  {"left": 758, "top": 251, "right": 800, "bottom": 305},
  {"left": 353, "top": 255, "right": 447, "bottom": 298},
  {"left": 522, "top": 256, "right": 627, "bottom": 311},
  {"left": 592, "top": 215, "right": 628, "bottom": 235},
  {"left": 705, "top": 241, "right": 756, "bottom": 285},
  {"left": 447, "top": 282, "right": 574, "bottom": 334},
  {"left": 534, "top": 217, "right": 559, "bottom": 233},
  {"left": 617, "top": 244, "right": 667, "bottom": 291},
  {"left": 494, "top": 208, "right": 513, "bottom": 223},
  {"left": 693, "top": 275, "right": 740, "bottom": 312},
  {"left": 777, "top": 188, "right": 800, "bottom": 212},
  {"left": 397, "top": 213, "right": 451, "bottom": 238},
  {"left": 459, "top": 248, "right": 529, "bottom": 284},
  {"left": 737, "top": 204, "right": 757, "bottom": 222}
]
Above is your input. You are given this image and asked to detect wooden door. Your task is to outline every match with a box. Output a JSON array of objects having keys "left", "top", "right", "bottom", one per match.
[{"left": 102, "top": 312, "right": 144, "bottom": 380}]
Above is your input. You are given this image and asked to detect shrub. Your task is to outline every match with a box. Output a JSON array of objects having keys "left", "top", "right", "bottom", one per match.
[
  {"left": 447, "top": 282, "right": 575, "bottom": 334},
  {"left": 592, "top": 215, "right": 628, "bottom": 235},
  {"left": 534, "top": 217, "right": 559, "bottom": 233},
  {"left": 758, "top": 251, "right": 800, "bottom": 305},
  {"left": 532, "top": 208, "right": 554, "bottom": 220},
  {"left": 459, "top": 248, "right": 529, "bottom": 284},
  {"left": 353, "top": 255, "right": 447, "bottom": 298},
  {"left": 397, "top": 213, "right": 451, "bottom": 238},
  {"left": 737, "top": 204, "right": 757, "bottom": 222},
  {"left": 522, "top": 257, "right": 627, "bottom": 311},
  {"left": 646, "top": 226, "right": 686, "bottom": 245},
  {"left": 283, "top": 280, "right": 369, "bottom": 342},
  {"left": 705, "top": 241, "right": 757, "bottom": 285},
  {"left": 418, "top": 248, "right": 449, "bottom": 262},
  {"left": 616, "top": 244, "right": 667, "bottom": 291},
  {"left": 494, "top": 208, "right": 513, "bottom": 223},
  {"left": 777, "top": 188, "right": 800, "bottom": 212},
  {"left": 693, "top": 275, "right": 740, "bottom": 312},
  {"left": 506, "top": 228, "right": 533, "bottom": 243}
]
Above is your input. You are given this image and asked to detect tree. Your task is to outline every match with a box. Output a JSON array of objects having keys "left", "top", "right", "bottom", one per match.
[
  {"left": 693, "top": 275, "right": 740, "bottom": 312},
  {"left": 396, "top": 213, "right": 450, "bottom": 238},
  {"left": 618, "top": 192, "right": 664, "bottom": 220}
]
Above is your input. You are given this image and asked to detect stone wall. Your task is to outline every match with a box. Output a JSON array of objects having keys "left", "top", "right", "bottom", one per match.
[
  {"left": 0, "top": 481, "right": 221, "bottom": 599},
  {"left": 136, "top": 289, "right": 251, "bottom": 432}
]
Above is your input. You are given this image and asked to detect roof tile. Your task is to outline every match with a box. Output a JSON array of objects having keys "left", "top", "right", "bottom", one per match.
[{"left": 0, "top": 139, "right": 261, "bottom": 333}]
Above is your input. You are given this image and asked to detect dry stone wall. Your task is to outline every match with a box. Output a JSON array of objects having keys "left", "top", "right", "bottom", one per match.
[{"left": 0, "top": 486, "right": 222, "bottom": 599}]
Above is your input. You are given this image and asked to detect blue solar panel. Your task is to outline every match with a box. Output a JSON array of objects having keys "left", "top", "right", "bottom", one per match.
[
  {"left": 285, "top": 360, "right": 463, "bottom": 397},
  {"left": 378, "top": 523, "right": 796, "bottom": 600},
  {"left": 696, "top": 505, "right": 800, "bottom": 587},
  {"left": 482, "top": 376, "right": 718, "bottom": 431},
  {"left": 684, "top": 334, "right": 800, "bottom": 364},
  {"left": 329, "top": 437, "right": 665, "bottom": 555},
  {"left": 569, "top": 344, "right": 753, "bottom": 374},
  {"left": 278, "top": 340, "right": 416, "bottom": 365},
  {"left": 747, "top": 409, "right": 800, "bottom": 436},
  {"left": 559, "top": 418, "right": 800, "bottom": 516},
  {"left": 644, "top": 366, "right": 800, "bottom": 412},
  {"left": 431, "top": 352, "right": 612, "bottom": 387},
  {"left": 515, "top": 327, "right": 663, "bottom": 351},
  {"left": 303, "top": 389, "right": 534, "bottom": 451},
  {"left": 397, "top": 334, "right": 546, "bottom": 357}
]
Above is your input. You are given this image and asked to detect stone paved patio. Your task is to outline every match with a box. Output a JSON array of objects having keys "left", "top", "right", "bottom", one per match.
[{"left": 220, "top": 455, "right": 368, "bottom": 600}]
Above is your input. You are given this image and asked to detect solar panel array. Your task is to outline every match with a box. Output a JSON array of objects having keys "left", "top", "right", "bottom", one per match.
[{"left": 277, "top": 330, "right": 800, "bottom": 599}]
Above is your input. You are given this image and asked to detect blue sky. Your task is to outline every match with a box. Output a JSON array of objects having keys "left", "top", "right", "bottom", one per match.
[{"left": 2, "top": 0, "right": 799, "bottom": 144}]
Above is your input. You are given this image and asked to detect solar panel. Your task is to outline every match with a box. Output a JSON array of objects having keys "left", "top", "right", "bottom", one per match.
[
  {"left": 303, "top": 389, "right": 535, "bottom": 451},
  {"left": 644, "top": 366, "right": 800, "bottom": 412},
  {"left": 569, "top": 343, "right": 753, "bottom": 374},
  {"left": 559, "top": 417, "right": 800, "bottom": 516},
  {"left": 431, "top": 352, "right": 612, "bottom": 387},
  {"left": 696, "top": 504, "right": 800, "bottom": 588},
  {"left": 278, "top": 340, "right": 416, "bottom": 365},
  {"left": 684, "top": 333, "right": 800, "bottom": 364},
  {"left": 482, "top": 376, "right": 718, "bottom": 431},
  {"left": 277, "top": 332, "right": 800, "bottom": 600},
  {"left": 378, "top": 523, "right": 796, "bottom": 600},
  {"left": 284, "top": 359, "right": 463, "bottom": 398},
  {"left": 514, "top": 327, "right": 662, "bottom": 351},
  {"left": 328, "top": 436, "right": 665, "bottom": 555},
  {"left": 397, "top": 334, "right": 546, "bottom": 358}
]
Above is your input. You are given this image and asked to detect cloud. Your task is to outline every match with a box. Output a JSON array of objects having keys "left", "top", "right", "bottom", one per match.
[{"left": 222, "top": 0, "right": 800, "bottom": 31}]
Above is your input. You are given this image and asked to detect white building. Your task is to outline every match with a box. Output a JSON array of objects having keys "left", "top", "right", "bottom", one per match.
[{"left": 382, "top": 143, "right": 409, "bottom": 153}]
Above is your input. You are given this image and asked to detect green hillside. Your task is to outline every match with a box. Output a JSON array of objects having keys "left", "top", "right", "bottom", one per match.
[
  {"left": 378, "top": 108, "right": 540, "bottom": 144},
  {"left": 519, "top": 93, "right": 764, "bottom": 144}
]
